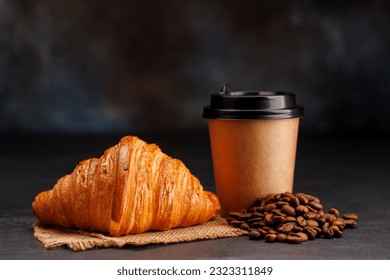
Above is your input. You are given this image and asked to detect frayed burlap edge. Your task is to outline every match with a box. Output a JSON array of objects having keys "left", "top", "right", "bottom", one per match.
[{"left": 33, "top": 217, "right": 246, "bottom": 251}]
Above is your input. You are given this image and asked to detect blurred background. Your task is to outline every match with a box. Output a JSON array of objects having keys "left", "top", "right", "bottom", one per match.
[{"left": 1, "top": 0, "right": 389, "bottom": 135}]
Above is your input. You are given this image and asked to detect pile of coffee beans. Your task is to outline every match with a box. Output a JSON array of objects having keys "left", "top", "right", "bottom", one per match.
[{"left": 226, "top": 192, "right": 358, "bottom": 243}]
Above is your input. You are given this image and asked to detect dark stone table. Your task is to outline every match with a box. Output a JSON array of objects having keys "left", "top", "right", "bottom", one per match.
[{"left": 1, "top": 131, "right": 389, "bottom": 259}]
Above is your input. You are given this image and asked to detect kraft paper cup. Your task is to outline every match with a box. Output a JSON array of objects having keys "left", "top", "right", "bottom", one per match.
[{"left": 203, "top": 86, "right": 304, "bottom": 216}]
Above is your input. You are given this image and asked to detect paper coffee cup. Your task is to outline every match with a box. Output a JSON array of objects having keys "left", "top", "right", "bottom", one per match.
[{"left": 203, "top": 86, "right": 304, "bottom": 216}]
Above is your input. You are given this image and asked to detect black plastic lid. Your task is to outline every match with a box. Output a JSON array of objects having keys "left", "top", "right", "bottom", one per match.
[{"left": 203, "top": 85, "right": 304, "bottom": 120}]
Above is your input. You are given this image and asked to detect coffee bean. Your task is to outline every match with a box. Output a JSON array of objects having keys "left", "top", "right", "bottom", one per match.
[
  {"left": 272, "top": 208, "right": 287, "bottom": 217},
  {"left": 238, "top": 213, "right": 252, "bottom": 220},
  {"left": 343, "top": 213, "right": 358, "bottom": 220},
  {"left": 304, "top": 212, "right": 318, "bottom": 220},
  {"left": 226, "top": 192, "right": 357, "bottom": 244},
  {"left": 251, "top": 212, "right": 264, "bottom": 218},
  {"left": 248, "top": 230, "right": 261, "bottom": 240},
  {"left": 297, "top": 216, "right": 307, "bottom": 227},
  {"left": 309, "top": 201, "right": 323, "bottom": 210},
  {"left": 276, "top": 201, "right": 289, "bottom": 208},
  {"left": 325, "top": 213, "right": 337, "bottom": 223},
  {"left": 277, "top": 222, "right": 295, "bottom": 234},
  {"left": 306, "top": 220, "right": 319, "bottom": 228},
  {"left": 297, "top": 195, "right": 309, "bottom": 205},
  {"left": 289, "top": 196, "right": 300, "bottom": 207},
  {"left": 229, "top": 220, "right": 244, "bottom": 227},
  {"left": 277, "top": 233, "right": 288, "bottom": 242},
  {"left": 264, "top": 213, "right": 274, "bottom": 225},
  {"left": 229, "top": 212, "right": 243, "bottom": 219},
  {"left": 332, "top": 219, "right": 345, "bottom": 229},
  {"left": 322, "top": 222, "right": 330, "bottom": 231},
  {"left": 330, "top": 225, "right": 343, "bottom": 238},
  {"left": 328, "top": 208, "right": 340, "bottom": 218},
  {"left": 344, "top": 219, "right": 358, "bottom": 228},
  {"left": 323, "top": 228, "right": 334, "bottom": 238},
  {"left": 240, "top": 223, "right": 250, "bottom": 230},
  {"left": 273, "top": 215, "right": 287, "bottom": 225},
  {"left": 264, "top": 203, "right": 277, "bottom": 212},
  {"left": 258, "top": 228, "right": 268, "bottom": 236},
  {"left": 286, "top": 216, "right": 297, "bottom": 222},
  {"left": 282, "top": 192, "right": 294, "bottom": 197},
  {"left": 296, "top": 205, "right": 309, "bottom": 214},
  {"left": 286, "top": 233, "right": 304, "bottom": 244},
  {"left": 251, "top": 222, "right": 262, "bottom": 229},
  {"left": 297, "top": 232, "right": 308, "bottom": 242},
  {"left": 303, "top": 226, "right": 317, "bottom": 239},
  {"left": 281, "top": 205, "right": 296, "bottom": 216},
  {"left": 265, "top": 234, "right": 277, "bottom": 242},
  {"left": 247, "top": 217, "right": 263, "bottom": 224}
]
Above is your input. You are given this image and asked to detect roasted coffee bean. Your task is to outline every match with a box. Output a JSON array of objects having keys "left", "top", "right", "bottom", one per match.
[
  {"left": 325, "top": 213, "right": 337, "bottom": 223},
  {"left": 251, "top": 212, "right": 263, "bottom": 218},
  {"left": 332, "top": 219, "right": 345, "bottom": 229},
  {"left": 247, "top": 217, "right": 263, "bottom": 224},
  {"left": 306, "top": 220, "right": 319, "bottom": 228},
  {"left": 252, "top": 206, "right": 264, "bottom": 213},
  {"left": 286, "top": 216, "right": 297, "bottom": 222},
  {"left": 296, "top": 216, "right": 307, "bottom": 227},
  {"left": 328, "top": 207, "right": 340, "bottom": 218},
  {"left": 273, "top": 215, "right": 287, "bottom": 225},
  {"left": 248, "top": 230, "right": 261, "bottom": 240},
  {"left": 240, "top": 223, "right": 250, "bottom": 231},
  {"left": 277, "top": 233, "right": 288, "bottom": 242},
  {"left": 268, "top": 229, "right": 277, "bottom": 234},
  {"left": 264, "top": 213, "right": 274, "bottom": 225},
  {"left": 296, "top": 205, "right": 309, "bottom": 214},
  {"left": 304, "top": 212, "right": 318, "bottom": 220},
  {"left": 323, "top": 227, "right": 334, "bottom": 238},
  {"left": 229, "top": 212, "right": 243, "bottom": 219},
  {"left": 276, "top": 201, "right": 289, "bottom": 208},
  {"left": 322, "top": 222, "right": 330, "bottom": 231},
  {"left": 251, "top": 222, "right": 262, "bottom": 229},
  {"left": 277, "top": 222, "right": 295, "bottom": 233},
  {"left": 226, "top": 192, "right": 357, "bottom": 244},
  {"left": 286, "top": 233, "right": 304, "bottom": 244},
  {"left": 309, "top": 201, "right": 323, "bottom": 210},
  {"left": 272, "top": 208, "right": 287, "bottom": 217},
  {"left": 318, "top": 216, "right": 327, "bottom": 226},
  {"left": 264, "top": 203, "right": 277, "bottom": 212},
  {"left": 289, "top": 196, "right": 300, "bottom": 207},
  {"left": 344, "top": 219, "right": 358, "bottom": 228},
  {"left": 330, "top": 225, "right": 343, "bottom": 238},
  {"left": 297, "top": 232, "right": 308, "bottom": 242},
  {"left": 281, "top": 205, "right": 296, "bottom": 216},
  {"left": 297, "top": 194, "right": 309, "bottom": 205},
  {"left": 343, "top": 213, "right": 358, "bottom": 220},
  {"left": 306, "top": 205, "right": 318, "bottom": 213},
  {"left": 239, "top": 213, "right": 252, "bottom": 220},
  {"left": 303, "top": 226, "right": 317, "bottom": 239},
  {"left": 282, "top": 192, "right": 294, "bottom": 197},
  {"left": 229, "top": 220, "right": 244, "bottom": 227},
  {"left": 258, "top": 228, "right": 268, "bottom": 236},
  {"left": 265, "top": 234, "right": 277, "bottom": 242}
]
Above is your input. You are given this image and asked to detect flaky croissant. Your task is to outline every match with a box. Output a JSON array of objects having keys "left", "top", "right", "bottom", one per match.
[{"left": 32, "top": 136, "right": 220, "bottom": 236}]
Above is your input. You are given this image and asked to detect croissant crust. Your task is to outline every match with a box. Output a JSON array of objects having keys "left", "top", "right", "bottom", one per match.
[{"left": 32, "top": 136, "right": 220, "bottom": 236}]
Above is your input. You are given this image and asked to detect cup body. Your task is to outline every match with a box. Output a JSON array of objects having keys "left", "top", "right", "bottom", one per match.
[
  {"left": 208, "top": 118, "right": 300, "bottom": 216},
  {"left": 203, "top": 87, "right": 304, "bottom": 216}
]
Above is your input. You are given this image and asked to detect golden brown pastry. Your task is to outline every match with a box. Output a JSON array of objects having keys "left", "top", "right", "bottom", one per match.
[{"left": 32, "top": 136, "right": 220, "bottom": 236}]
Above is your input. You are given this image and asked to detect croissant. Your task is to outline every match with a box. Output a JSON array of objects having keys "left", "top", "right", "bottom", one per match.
[{"left": 32, "top": 136, "right": 220, "bottom": 236}]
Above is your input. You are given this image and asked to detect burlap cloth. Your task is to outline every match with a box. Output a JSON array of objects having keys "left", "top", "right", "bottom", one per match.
[{"left": 33, "top": 217, "right": 246, "bottom": 251}]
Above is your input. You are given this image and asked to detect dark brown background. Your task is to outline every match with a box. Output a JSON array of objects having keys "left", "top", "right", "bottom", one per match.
[{"left": 1, "top": 0, "right": 389, "bottom": 134}]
